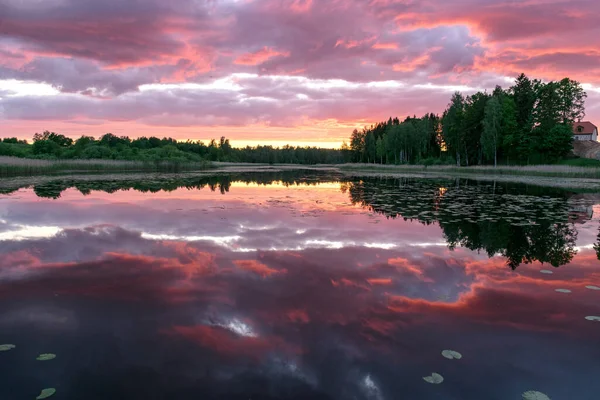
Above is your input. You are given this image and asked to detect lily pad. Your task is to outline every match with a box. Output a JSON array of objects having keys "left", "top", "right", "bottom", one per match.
[
  {"left": 522, "top": 390, "right": 551, "bottom": 400},
  {"left": 423, "top": 372, "right": 444, "bottom": 384},
  {"left": 36, "top": 388, "right": 56, "bottom": 399},
  {"left": 36, "top": 353, "right": 56, "bottom": 361},
  {"left": 0, "top": 344, "right": 16, "bottom": 351},
  {"left": 555, "top": 289, "right": 571, "bottom": 293},
  {"left": 540, "top": 270, "right": 553, "bottom": 274},
  {"left": 585, "top": 285, "right": 600, "bottom": 291},
  {"left": 585, "top": 316, "right": 600, "bottom": 322},
  {"left": 441, "top": 349, "right": 462, "bottom": 360}
]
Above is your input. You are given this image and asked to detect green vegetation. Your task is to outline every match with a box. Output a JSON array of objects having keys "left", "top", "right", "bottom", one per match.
[
  {"left": 0, "top": 156, "right": 211, "bottom": 177},
  {"left": 36, "top": 354, "right": 57, "bottom": 361},
  {"left": 340, "top": 163, "right": 600, "bottom": 180},
  {"left": 0, "top": 133, "right": 348, "bottom": 167},
  {"left": 36, "top": 388, "right": 56, "bottom": 399},
  {"left": 0, "top": 132, "right": 349, "bottom": 176},
  {"left": 348, "top": 74, "right": 588, "bottom": 166},
  {"left": 557, "top": 158, "right": 600, "bottom": 167}
]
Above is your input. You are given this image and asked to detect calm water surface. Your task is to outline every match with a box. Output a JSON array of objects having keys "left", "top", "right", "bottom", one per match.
[{"left": 1, "top": 172, "right": 599, "bottom": 399}]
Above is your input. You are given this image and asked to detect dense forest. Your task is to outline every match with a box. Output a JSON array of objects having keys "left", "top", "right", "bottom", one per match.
[
  {"left": 0, "top": 134, "right": 349, "bottom": 165},
  {"left": 348, "top": 74, "right": 587, "bottom": 165}
]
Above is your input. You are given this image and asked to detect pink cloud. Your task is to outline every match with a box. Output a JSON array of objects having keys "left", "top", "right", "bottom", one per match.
[
  {"left": 234, "top": 47, "right": 291, "bottom": 66},
  {"left": 0, "top": 0, "right": 599, "bottom": 143},
  {"left": 290, "top": 0, "right": 313, "bottom": 13},
  {"left": 234, "top": 259, "right": 285, "bottom": 277},
  {"left": 372, "top": 42, "right": 398, "bottom": 50}
]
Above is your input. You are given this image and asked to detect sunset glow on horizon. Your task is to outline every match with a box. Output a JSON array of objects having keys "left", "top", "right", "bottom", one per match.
[{"left": 1, "top": 0, "right": 599, "bottom": 146}]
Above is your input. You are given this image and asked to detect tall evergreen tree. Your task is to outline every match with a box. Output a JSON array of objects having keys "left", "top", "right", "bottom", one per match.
[
  {"left": 350, "top": 129, "right": 365, "bottom": 162},
  {"left": 376, "top": 136, "right": 385, "bottom": 164},
  {"left": 510, "top": 73, "right": 537, "bottom": 162},
  {"left": 534, "top": 81, "right": 562, "bottom": 133},
  {"left": 482, "top": 96, "right": 502, "bottom": 167},
  {"left": 365, "top": 132, "right": 377, "bottom": 163},
  {"left": 442, "top": 92, "right": 466, "bottom": 166},
  {"left": 556, "top": 78, "right": 587, "bottom": 124},
  {"left": 464, "top": 91, "right": 490, "bottom": 165}
]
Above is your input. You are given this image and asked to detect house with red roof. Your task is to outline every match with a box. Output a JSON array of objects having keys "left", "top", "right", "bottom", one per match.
[{"left": 573, "top": 121, "right": 598, "bottom": 141}]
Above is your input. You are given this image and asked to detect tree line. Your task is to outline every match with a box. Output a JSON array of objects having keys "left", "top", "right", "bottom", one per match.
[
  {"left": 348, "top": 74, "right": 587, "bottom": 165},
  {"left": 0, "top": 133, "right": 349, "bottom": 164}
]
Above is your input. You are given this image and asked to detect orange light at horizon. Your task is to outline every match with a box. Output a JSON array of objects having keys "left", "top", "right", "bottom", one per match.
[
  {"left": 4, "top": 120, "right": 353, "bottom": 149},
  {"left": 229, "top": 140, "right": 343, "bottom": 149}
]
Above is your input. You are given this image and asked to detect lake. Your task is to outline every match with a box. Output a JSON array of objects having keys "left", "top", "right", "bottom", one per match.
[{"left": 1, "top": 171, "right": 599, "bottom": 400}]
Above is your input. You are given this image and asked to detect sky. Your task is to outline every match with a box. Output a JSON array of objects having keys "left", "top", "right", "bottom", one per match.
[{"left": 1, "top": 0, "right": 600, "bottom": 148}]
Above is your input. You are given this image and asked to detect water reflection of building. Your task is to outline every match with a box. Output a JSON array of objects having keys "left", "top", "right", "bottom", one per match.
[
  {"left": 569, "top": 205, "right": 594, "bottom": 224},
  {"left": 568, "top": 194, "right": 600, "bottom": 224}
]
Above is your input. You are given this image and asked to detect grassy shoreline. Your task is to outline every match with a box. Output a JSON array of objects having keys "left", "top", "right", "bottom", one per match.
[
  {"left": 337, "top": 163, "right": 600, "bottom": 190},
  {"left": 0, "top": 156, "right": 211, "bottom": 176},
  {"left": 337, "top": 163, "right": 600, "bottom": 179},
  {"left": 3, "top": 156, "right": 600, "bottom": 179}
]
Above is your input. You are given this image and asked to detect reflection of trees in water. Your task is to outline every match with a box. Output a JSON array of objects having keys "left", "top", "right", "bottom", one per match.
[
  {"left": 11, "top": 172, "right": 596, "bottom": 266},
  {"left": 344, "top": 177, "right": 579, "bottom": 269},
  {"left": 445, "top": 218, "right": 577, "bottom": 269},
  {"left": 24, "top": 171, "right": 341, "bottom": 199}
]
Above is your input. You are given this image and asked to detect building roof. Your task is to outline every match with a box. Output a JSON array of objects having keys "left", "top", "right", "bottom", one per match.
[{"left": 573, "top": 121, "right": 598, "bottom": 135}]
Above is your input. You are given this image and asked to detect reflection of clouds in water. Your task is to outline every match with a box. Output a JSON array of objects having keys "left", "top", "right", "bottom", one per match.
[
  {"left": 0, "top": 306, "right": 77, "bottom": 331},
  {"left": 0, "top": 224, "right": 61, "bottom": 241},
  {"left": 0, "top": 188, "right": 445, "bottom": 253},
  {"left": 266, "top": 355, "right": 318, "bottom": 387},
  {"left": 363, "top": 374, "right": 384, "bottom": 400},
  {"left": 0, "top": 226, "right": 154, "bottom": 264},
  {"left": 141, "top": 233, "right": 242, "bottom": 247},
  {"left": 1, "top": 185, "right": 600, "bottom": 399},
  {"left": 0, "top": 233, "right": 598, "bottom": 398},
  {"left": 217, "top": 318, "right": 257, "bottom": 338},
  {"left": 2, "top": 224, "right": 599, "bottom": 311}
]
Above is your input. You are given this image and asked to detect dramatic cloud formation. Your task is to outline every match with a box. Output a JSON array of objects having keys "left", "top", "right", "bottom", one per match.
[{"left": 1, "top": 0, "right": 599, "bottom": 145}]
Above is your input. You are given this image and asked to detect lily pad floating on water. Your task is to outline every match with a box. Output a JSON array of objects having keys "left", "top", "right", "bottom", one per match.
[
  {"left": 36, "top": 388, "right": 56, "bottom": 399},
  {"left": 585, "top": 316, "right": 600, "bottom": 322},
  {"left": 522, "top": 390, "right": 551, "bottom": 400},
  {"left": 0, "top": 344, "right": 16, "bottom": 351},
  {"left": 36, "top": 353, "right": 56, "bottom": 361},
  {"left": 423, "top": 372, "right": 444, "bottom": 384},
  {"left": 540, "top": 270, "right": 554, "bottom": 274},
  {"left": 441, "top": 350, "right": 462, "bottom": 360},
  {"left": 585, "top": 285, "right": 600, "bottom": 291},
  {"left": 555, "top": 289, "right": 571, "bottom": 293}
]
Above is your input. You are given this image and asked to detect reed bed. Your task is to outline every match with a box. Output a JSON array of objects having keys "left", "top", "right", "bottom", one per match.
[
  {"left": 0, "top": 156, "right": 211, "bottom": 177},
  {"left": 338, "top": 163, "right": 600, "bottom": 179}
]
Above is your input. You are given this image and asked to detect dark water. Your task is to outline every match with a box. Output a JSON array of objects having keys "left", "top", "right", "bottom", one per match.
[{"left": 1, "top": 172, "right": 599, "bottom": 400}]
